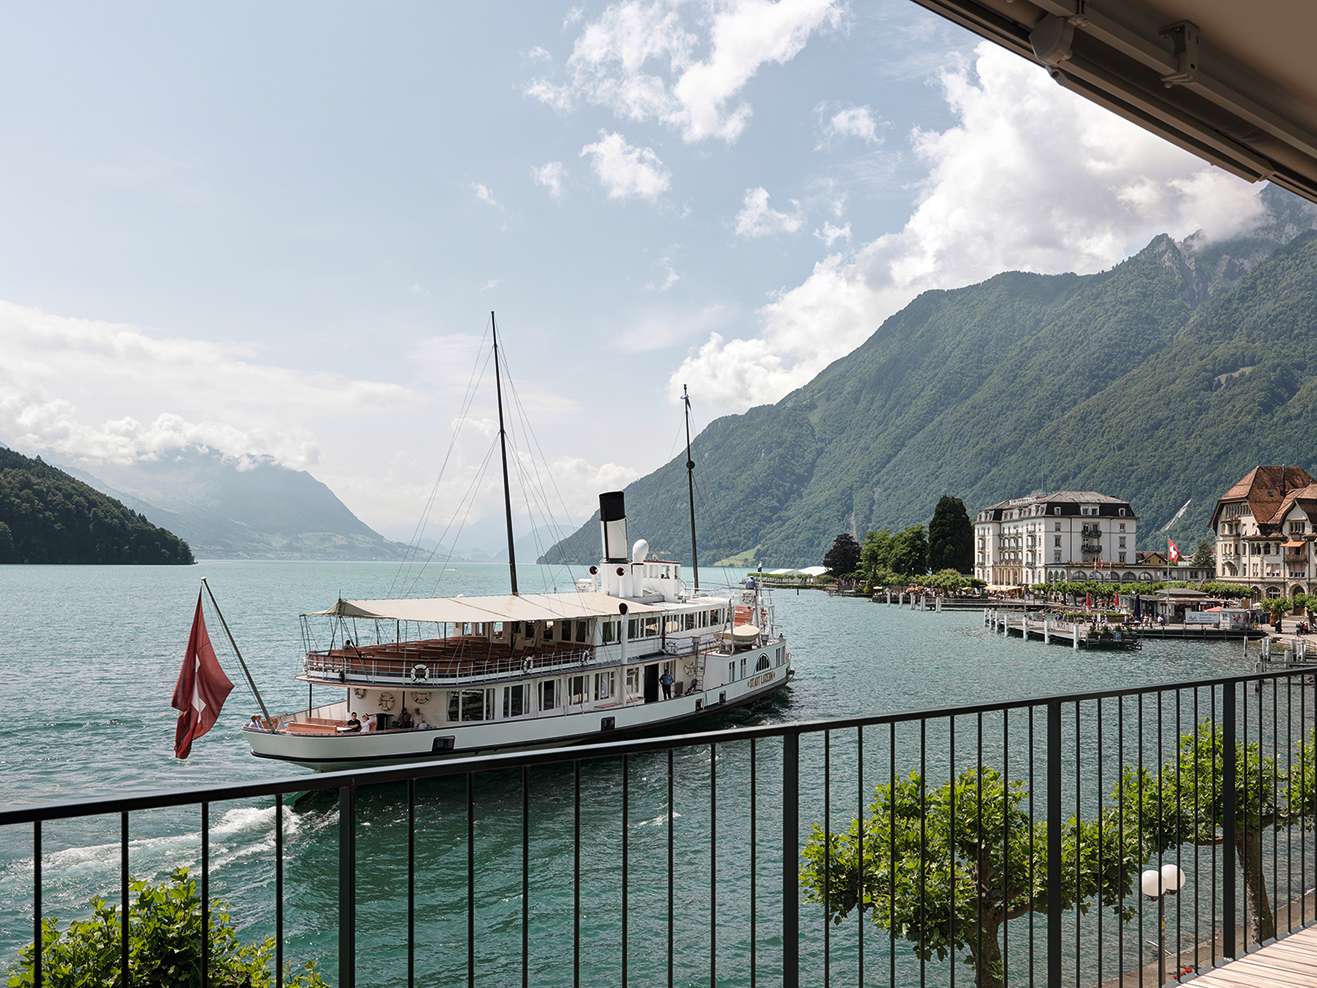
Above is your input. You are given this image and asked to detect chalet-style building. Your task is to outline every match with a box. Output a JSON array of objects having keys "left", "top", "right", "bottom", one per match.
[
  {"left": 1212, "top": 465, "right": 1317, "bottom": 597},
  {"left": 974, "top": 491, "right": 1136, "bottom": 586}
]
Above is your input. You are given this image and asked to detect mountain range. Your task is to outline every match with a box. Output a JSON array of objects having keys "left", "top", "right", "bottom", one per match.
[
  {"left": 544, "top": 185, "right": 1317, "bottom": 568},
  {"left": 64, "top": 448, "right": 411, "bottom": 560}
]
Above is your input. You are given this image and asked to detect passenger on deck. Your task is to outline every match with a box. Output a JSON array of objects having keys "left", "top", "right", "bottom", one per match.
[
  {"left": 362, "top": 713, "right": 376, "bottom": 733},
  {"left": 660, "top": 670, "right": 674, "bottom": 700},
  {"left": 249, "top": 715, "right": 267, "bottom": 732},
  {"left": 413, "top": 709, "right": 431, "bottom": 730},
  {"left": 339, "top": 712, "right": 362, "bottom": 733},
  {"left": 397, "top": 707, "right": 414, "bottom": 729}
]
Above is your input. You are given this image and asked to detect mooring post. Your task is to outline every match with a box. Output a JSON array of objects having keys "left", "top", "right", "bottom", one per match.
[{"left": 1043, "top": 616, "right": 1050, "bottom": 644}]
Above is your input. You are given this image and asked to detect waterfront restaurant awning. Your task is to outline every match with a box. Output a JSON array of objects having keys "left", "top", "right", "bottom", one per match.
[
  {"left": 306, "top": 592, "right": 664, "bottom": 625},
  {"left": 1284, "top": 540, "right": 1306, "bottom": 549}
]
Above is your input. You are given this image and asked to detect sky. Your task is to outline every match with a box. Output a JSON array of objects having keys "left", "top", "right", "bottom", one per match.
[{"left": 0, "top": 0, "right": 1269, "bottom": 541}]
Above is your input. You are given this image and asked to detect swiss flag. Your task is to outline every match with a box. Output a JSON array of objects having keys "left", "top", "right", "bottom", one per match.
[
  {"left": 1167, "top": 539, "right": 1182, "bottom": 563},
  {"left": 171, "top": 591, "right": 234, "bottom": 759}
]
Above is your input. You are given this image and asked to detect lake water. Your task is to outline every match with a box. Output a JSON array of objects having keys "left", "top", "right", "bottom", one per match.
[{"left": 0, "top": 561, "right": 1257, "bottom": 985}]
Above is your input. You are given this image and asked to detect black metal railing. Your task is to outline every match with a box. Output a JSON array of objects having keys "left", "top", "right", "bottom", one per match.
[{"left": 4, "top": 667, "right": 1317, "bottom": 986}]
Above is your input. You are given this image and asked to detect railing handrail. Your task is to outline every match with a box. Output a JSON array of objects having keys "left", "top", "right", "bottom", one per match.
[{"left": 2, "top": 663, "right": 1314, "bottom": 828}]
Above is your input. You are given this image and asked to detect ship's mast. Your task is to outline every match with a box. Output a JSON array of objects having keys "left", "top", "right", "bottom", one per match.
[
  {"left": 492, "top": 312, "right": 518, "bottom": 595},
  {"left": 682, "top": 383, "right": 699, "bottom": 592}
]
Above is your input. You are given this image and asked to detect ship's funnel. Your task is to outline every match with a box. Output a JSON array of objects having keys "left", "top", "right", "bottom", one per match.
[{"left": 599, "top": 491, "right": 628, "bottom": 563}]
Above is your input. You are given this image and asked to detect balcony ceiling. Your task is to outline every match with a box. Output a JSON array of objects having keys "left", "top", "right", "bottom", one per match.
[{"left": 910, "top": 0, "right": 1317, "bottom": 203}]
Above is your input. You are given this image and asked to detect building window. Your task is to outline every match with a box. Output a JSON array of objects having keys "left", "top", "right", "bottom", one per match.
[{"left": 1054, "top": 507, "right": 1061, "bottom": 515}]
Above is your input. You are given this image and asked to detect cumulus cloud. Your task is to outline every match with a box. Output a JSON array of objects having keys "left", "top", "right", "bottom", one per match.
[
  {"left": 672, "top": 42, "right": 1268, "bottom": 413},
  {"left": 814, "top": 220, "right": 851, "bottom": 246},
  {"left": 646, "top": 255, "right": 681, "bottom": 292},
  {"left": 734, "top": 187, "right": 804, "bottom": 237},
  {"left": 527, "top": 0, "right": 843, "bottom": 143},
  {"left": 580, "top": 131, "right": 671, "bottom": 200},
  {"left": 472, "top": 182, "right": 501, "bottom": 208},
  {"left": 532, "top": 161, "right": 566, "bottom": 198},
  {"left": 820, "top": 104, "right": 882, "bottom": 145}
]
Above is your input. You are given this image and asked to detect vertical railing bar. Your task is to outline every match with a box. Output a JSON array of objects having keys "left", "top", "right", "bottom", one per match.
[
  {"left": 1243, "top": 679, "right": 1249, "bottom": 951},
  {"left": 122, "top": 810, "right": 131, "bottom": 987},
  {"left": 824, "top": 731, "right": 831, "bottom": 988},
  {"left": 1272, "top": 676, "right": 1278, "bottom": 941},
  {"left": 468, "top": 772, "right": 476, "bottom": 988},
  {"left": 855, "top": 728, "right": 862, "bottom": 988},
  {"left": 1211, "top": 685, "right": 1218, "bottom": 968},
  {"left": 710, "top": 741, "right": 718, "bottom": 988},
  {"left": 1137, "top": 692, "right": 1144, "bottom": 987},
  {"left": 1156, "top": 689, "right": 1164, "bottom": 985},
  {"left": 976, "top": 711, "right": 983, "bottom": 988},
  {"left": 1176, "top": 689, "right": 1182, "bottom": 974},
  {"left": 1074, "top": 699, "right": 1081, "bottom": 988},
  {"left": 919, "top": 718, "right": 926, "bottom": 988},
  {"left": 1096, "top": 698, "right": 1103, "bottom": 985},
  {"left": 1193, "top": 688, "right": 1200, "bottom": 970},
  {"left": 1029, "top": 705, "right": 1035, "bottom": 988},
  {"left": 1223, "top": 683, "right": 1237, "bottom": 960},
  {"left": 1002, "top": 707, "right": 1009, "bottom": 988},
  {"left": 338, "top": 786, "right": 354, "bottom": 988},
  {"left": 752, "top": 737, "right": 758, "bottom": 988},
  {"left": 33, "top": 820, "right": 42, "bottom": 988},
  {"left": 621, "top": 755, "right": 628, "bottom": 988},
  {"left": 573, "top": 760, "right": 581, "bottom": 988},
  {"left": 950, "top": 715, "right": 957, "bottom": 988},
  {"left": 783, "top": 731, "right": 800, "bottom": 988},
  {"left": 407, "top": 780, "right": 415, "bottom": 988},
  {"left": 1118, "top": 695, "right": 1125, "bottom": 981},
  {"left": 277, "top": 791, "right": 285, "bottom": 988},
  {"left": 1303, "top": 675, "right": 1309, "bottom": 930},
  {"left": 1286, "top": 674, "right": 1293, "bottom": 936},
  {"left": 668, "top": 748, "right": 675, "bottom": 988},
  {"left": 889, "top": 722, "right": 896, "bottom": 988},
  {"left": 1046, "top": 698, "right": 1062, "bottom": 988}
]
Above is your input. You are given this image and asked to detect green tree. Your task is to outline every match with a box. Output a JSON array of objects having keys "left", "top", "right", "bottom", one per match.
[
  {"left": 802, "top": 767, "right": 1140, "bottom": 988},
  {"left": 823, "top": 532, "right": 861, "bottom": 576},
  {"left": 860, "top": 529, "right": 896, "bottom": 584},
  {"left": 6, "top": 868, "right": 327, "bottom": 987},
  {"left": 928, "top": 496, "right": 973, "bottom": 573},
  {"left": 1121, "top": 721, "right": 1284, "bottom": 942},
  {"left": 889, "top": 524, "right": 929, "bottom": 577},
  {"left": 1190, "top": 541, "right": 1215, "bottom": 570},
  {"left": 0, "top": 520, "right": 15, "bottom": 563}
]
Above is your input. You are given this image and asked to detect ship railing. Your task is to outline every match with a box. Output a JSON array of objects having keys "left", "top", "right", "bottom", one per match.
[
  {"left": 301, "top": 645, "right": 605, "bottom": 687},
  {"left": 9, "top": 667, "right": 1317, "bottom": 987}
]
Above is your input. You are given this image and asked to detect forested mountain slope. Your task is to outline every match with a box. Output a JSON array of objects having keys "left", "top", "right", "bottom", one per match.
[
  {"left": 0, "top": 447, "right": 194, "bottom": 564},
  {"left": 545, "top": 186, "right": 1317, "bottom": 567}
]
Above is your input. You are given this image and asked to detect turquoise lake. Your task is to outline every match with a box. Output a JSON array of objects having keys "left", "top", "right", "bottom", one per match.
[{"left": 0, "top": 560, "right": 1266, "bottom": 985}]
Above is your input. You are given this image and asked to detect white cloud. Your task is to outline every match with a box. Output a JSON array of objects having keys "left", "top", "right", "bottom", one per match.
[
  {"left": 472, "top": 182, "right": 501, "bottom": 209},
  {"left": 821, "top": 104, "right": 882, "bottom": 144},
  {"left": 814, "top": 220, "right": 851, "bottom": 246},
  {"left": 646, "top": 255, "right": 681, "bottom": 292},
  {"left": 734, "top": 187, "right": 803, "bottom": 237},
  {"left": 532, "top": 160, "right": 566, "bottom": 198},
  {"left": 526, "top": 45, "right": 552, "bottom": 62},
  {"left": 580, "top": 131, "right": 671, "bottom": 200},
  {"left": 672, "top": 42, "right": 1268, "bottom": 413},
  {"left": 528, "top": 0, "right": 843, "bottom": 143}
]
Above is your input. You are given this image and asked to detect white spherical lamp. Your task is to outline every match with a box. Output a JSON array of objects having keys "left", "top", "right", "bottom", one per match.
[
  {"left": 1160, "top": 862, "right": 1185, "bottom": 893},
  {"left": 1140, "top": 868, "right": 1162, "bottom": 898}
]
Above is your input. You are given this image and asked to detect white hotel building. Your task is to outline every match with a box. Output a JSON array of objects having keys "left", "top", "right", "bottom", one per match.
[{"left": 974, "top": 491, "right": 1136, "bottom": 587}]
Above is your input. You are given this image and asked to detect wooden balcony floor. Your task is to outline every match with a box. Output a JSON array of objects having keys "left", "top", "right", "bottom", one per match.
[{"left": 1193, "top": 926, "right": 1317, "bottom": 986}]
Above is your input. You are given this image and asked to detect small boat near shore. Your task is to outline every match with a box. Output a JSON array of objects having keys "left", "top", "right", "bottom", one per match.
[{"left": 240, "top": 319, "right": 792, "bottom": 770}]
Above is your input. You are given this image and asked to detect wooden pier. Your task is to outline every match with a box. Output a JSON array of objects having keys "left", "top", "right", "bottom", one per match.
[{"left": 984, "top": 608, "right": 1139, "bottom": 650}]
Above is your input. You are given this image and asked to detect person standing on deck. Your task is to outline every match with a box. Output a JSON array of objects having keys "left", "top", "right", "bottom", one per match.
[{"left": 660, "top": 669, "right": 674, "bottom": 700}]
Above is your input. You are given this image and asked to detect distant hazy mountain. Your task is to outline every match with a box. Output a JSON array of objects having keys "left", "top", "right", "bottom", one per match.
[
  {"left": 0, "top": 446, "right": 193, "bottom": 564},
  {"left": 65, "top": 448, "right": 410, "bottom": 561},
  {"left": 544, "top": 185, "right": 1317, "bottom": 567}
]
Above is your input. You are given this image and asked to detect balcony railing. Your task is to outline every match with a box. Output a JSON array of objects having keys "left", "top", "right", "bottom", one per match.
[{"left": 4, "top": 669, "right": 1317, "bottom": 986}]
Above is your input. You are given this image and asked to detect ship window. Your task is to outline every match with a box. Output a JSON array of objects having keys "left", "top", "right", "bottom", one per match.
[
  {"left": 449, "top": 690, "right": 487, "bottom": 722},
  {"left": 740, "top": 657, "right": 747, "bottom": 678},
  {"left": 755, "top": 654, "right": 770, "bottom": 672},
  {"left": 539, "top": 680, "right": 558, "bottom": 711},
  {"left": 684, "top": 613, "right": 695, "bottom": 631},
  {"left": 625, "top": 668, "right": 640, "bottom": 696},
  {"left": 594, "top": 671, "right": 615, "bottom": 701},
  {"left": 503, "top": 684, "right": 526, "bottom": 718},
  {"left": 728, "top": 662, "right": 735, "bottom": 683},
  {"left": 569, "top": 675, "right": 588, "bottom": 705},
  {"left": 627, "top": 618, "right": 638, "bottom": 639},
  {"left": 643, "top": 617, "right": 660, "bottom": 637},
  {"left": 665, "top": 616, "right": 681, "bottom": 634},
  {"left": 543, "top": 621, "right": 555, "bottom": 641},
  {"left": 602, "top": 621, "right": 617, "bottom": 645}
]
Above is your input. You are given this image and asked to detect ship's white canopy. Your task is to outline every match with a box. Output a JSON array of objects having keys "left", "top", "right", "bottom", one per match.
[{"left": 306, "top": 591, "right": 665, "bottom": 625}]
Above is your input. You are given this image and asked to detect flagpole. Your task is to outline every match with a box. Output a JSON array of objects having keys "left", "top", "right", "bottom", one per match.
[{"left": 201, "top": 578, "right": 272, "bottom": 724}]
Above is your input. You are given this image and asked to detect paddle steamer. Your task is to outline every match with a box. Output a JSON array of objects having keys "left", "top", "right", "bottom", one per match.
[{"left": 241, "top": 321, "right": 791, "bottom": 770}]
